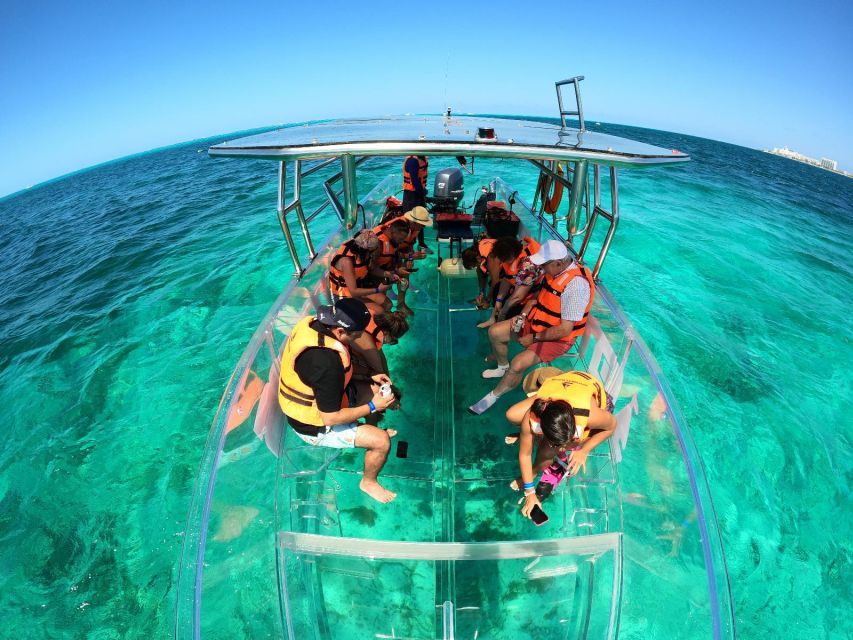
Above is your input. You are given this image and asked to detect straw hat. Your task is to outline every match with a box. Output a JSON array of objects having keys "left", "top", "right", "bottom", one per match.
[
  {"left": 404, "top": 206, "right": 433, "bottom": 227},
  {"left": 522, "top": 366, "right": 562, "bottom": 394}
]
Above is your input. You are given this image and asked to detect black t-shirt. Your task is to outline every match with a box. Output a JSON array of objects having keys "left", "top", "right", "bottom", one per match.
[{"left": 286, "top": 342, "right": 346, "bottom": 435}]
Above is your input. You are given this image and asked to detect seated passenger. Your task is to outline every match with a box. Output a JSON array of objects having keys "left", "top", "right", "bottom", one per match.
[
  {"left": 375, "top": 206, "right": 433, "bottom": 271},
  {"left": 372, "top": 219, "right": 415, "bottom": 316},
  {"left": 278, "top": 298, "right": 398, "bottom": 503},
  {"left": 351, "top": 301, "right": 410, "bottom": 376},
  {"left": 460, "top": 236, "right": 519, "bottom": 311},
  {"left": 477, "top": 236, "right": 541, "bottom": 328},
  {"left": 468, "top": 240, "right": 595, "bottom": 415},
  {"left": 506, "top": 369, "right": 616, "bottom": 521},
  {"left": 329, "top": 229, "right": 391, "bottom": 305}
]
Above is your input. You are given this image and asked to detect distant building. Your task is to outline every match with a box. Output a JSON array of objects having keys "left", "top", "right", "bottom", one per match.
[{"left": 766, "top": 147, "right": 844, "bottom": 176}]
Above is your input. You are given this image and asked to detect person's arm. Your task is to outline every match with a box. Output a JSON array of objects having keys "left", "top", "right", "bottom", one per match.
[
  {"left": 506, "top": 396, "right": 536, "bottom": 424},
  {"left": 517, "top": 411, "right": 542, "bottom": 517},
  {"left": 498, "top": 283, "right": 530, "bottom": 320},
  {"left": 486, "top": 255, "right": 502, "bottom": 291},
  {"left": 340, "top": 256, "right": 391, "bottom": 297},
  {"left": 567, "top": 405, "right": 617, "bottom": 475},
  {"left": 492, "top": 280, "right": 512, "bottom": 316},
  {"left": 319, "top": 372, "right": 394, "bottom": 425}
]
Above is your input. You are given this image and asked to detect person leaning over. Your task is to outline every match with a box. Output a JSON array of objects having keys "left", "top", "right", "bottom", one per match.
[
  {"left": 372, "top": 219, "right": 414, "bottom": 316},
  {"left": 468, "top": 240, "right": 595, "bottom": 415},
  {"left": 278, "top": 298, "right": 398, "bottom": 504},
  {"left": 506, "top": 369, "right": 617, "bottom": 521},
  {"left": 328, "top": 229, "right": 392, "bottom": 306}
]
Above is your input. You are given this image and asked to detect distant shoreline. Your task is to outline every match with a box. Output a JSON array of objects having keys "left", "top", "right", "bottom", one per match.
[{"left": 763, "top": 149, "right": 851, "bottom": 179}]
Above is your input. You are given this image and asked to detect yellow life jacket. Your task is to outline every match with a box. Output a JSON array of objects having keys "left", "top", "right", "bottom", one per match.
[
  {"left": 278, "top": 317, "right": 352, "bottom": 427},
  {"left": 535, "top": 371, "right": 606, "bottom": 441}
]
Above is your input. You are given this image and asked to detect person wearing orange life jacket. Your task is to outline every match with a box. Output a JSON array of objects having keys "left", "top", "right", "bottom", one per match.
[
  {"left": 351, "top": 301, "right": 410, "bottom": 377},
  {"left": 329, "top": 229, "right": 392, "bottom": 306},
  {"left": 371, "top": 219, "right": 415, "bottom": 316},
  {"left": 461, "top": 236, "right": 520, "bottom": 311},
  {"left": 401, "top": 155, "right": 432, "bottom": 254},
  {"left": 278, "top": 298, "right": 398, "bottom": 504},
  {"left": 476, "top": 236, "right": 542, "bottom": 329},
  {"left": 505, "top": 369, "right": 617, "bottom": 521},
  {"left": 468, "top": 239, "right": 596, "bottom": 415}
]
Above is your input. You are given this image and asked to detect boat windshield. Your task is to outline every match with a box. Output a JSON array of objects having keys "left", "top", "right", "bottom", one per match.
[{"left": 175, "top": 174, "right": 734, "bottom": 640}]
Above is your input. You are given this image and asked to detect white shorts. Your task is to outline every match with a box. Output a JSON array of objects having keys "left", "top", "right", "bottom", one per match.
[{"left": 294, "top": 421, "right": 359, "bottom": 449}]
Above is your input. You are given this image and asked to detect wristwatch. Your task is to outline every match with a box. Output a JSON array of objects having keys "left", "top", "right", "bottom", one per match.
[{"left": 532, "top": 333, "right": 539, "bottom": 343}]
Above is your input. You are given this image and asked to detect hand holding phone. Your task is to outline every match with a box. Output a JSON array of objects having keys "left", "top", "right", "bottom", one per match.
[{"left": 529, "top": 504, "right": 549, "bottom": 526}]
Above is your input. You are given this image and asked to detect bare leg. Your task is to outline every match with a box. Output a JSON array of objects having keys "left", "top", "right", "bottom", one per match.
[
  {"left": 354, "top": 424, "right": 396, "bottom": 503},
  {"left": 487, "top": 319, "right": 513, "bottom": 366},
  {"left": 494, "top": 349, "right": 541, "bottom": 396}
]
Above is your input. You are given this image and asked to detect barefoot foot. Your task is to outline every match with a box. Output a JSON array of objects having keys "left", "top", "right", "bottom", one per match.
[
  {"left": 386, "top": 429, "right": 398, "bottom": 438},
  {"left": 360, "top": 479, "right": 397, "bottom": 503},
  {"left": 476, "top": 317, "right": 495, "bottom": 329},
  {"left": 509, "top": 479, "right": 520, "bottom": 491},
  {"left": 504, "top": 431, "right": 520, "bottom": 445}
]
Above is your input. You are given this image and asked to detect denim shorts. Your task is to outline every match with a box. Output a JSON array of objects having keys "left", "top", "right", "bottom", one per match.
[{"left": 294, "top": 421, "right": 359, "bottom": 449}]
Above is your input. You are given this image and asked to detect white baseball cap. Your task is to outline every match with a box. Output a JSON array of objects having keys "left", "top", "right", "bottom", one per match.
[{"left": 529, "top": 239, "right": 569, "bottom": 265}]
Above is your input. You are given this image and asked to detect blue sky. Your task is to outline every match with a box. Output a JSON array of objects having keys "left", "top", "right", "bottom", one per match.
[{"left": 1, "top": 0, "right": 851, "bottom": 197}]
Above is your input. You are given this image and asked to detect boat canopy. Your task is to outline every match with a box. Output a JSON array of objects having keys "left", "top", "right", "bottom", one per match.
[{"left": 209, "top": 115, "right": 688, "bottom": 167}]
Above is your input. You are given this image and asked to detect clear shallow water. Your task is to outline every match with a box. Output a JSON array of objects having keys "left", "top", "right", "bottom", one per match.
[{"left": 0, "top": 121, "right": 850, "bottom": 638}]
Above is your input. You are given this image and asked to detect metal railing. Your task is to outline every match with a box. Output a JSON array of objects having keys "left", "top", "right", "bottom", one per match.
[
  {"left": 556, "top": 75, "right": 586, "bottom": 132},
  {"left": 276, "top": 156, "right": 370, "bottom": 276}
]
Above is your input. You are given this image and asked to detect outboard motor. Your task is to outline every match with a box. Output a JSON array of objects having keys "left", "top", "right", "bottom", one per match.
[{"left": 431, "top": 167, "right": 464, "bottom": 213}]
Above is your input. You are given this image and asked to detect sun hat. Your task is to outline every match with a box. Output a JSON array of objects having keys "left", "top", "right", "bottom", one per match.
[
  {"left": 404, "top": 206, "right": 433, "bottom": 227},
  {"left": 316, "top": 298, "right": 370, "bottom": 332},
  {"left": 522, "top": 366, "right": 563, "bottom": 394},
  {"left": 352, "top": 229, "right": 380, "bottom": 251},
  {"left": 528, "top": 239, "right": 569, "bottom": 265}
]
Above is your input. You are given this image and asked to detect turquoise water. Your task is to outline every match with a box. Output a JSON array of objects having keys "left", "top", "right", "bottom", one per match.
[{"left": 0, "top": 121, "right": 850, "bottom": 638}]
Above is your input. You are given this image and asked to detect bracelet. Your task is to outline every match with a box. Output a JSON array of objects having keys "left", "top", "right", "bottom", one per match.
[
  {"left": 367, "top": 401, "right": 376, "bottom": 413},
  {"left": 375, "top": 287, "right": 380, "bottom": 293},
  {"left": 522, "top": 481, "right": 536, "bottom": 490},
  {"left": 496, "top": 297, "right": 504, "bottom": 303},
  {"left": 524, "top": 489, "right": 536, "bottom": 497}
]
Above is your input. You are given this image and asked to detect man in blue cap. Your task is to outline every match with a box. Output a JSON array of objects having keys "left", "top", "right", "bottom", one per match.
[{"left": 278, "top": 297, "right": 398, "bottom": 503}]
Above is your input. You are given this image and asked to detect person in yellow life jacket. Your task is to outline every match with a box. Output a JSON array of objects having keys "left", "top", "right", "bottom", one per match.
[
  {"left": 504, "top": 369, "right": 617, "bottom": 521},
  {"left": 329, "top": 229, "right": 392, "bottom": 306},
  {"left": 278, "top": 298, "right": 398, "bottom": 503},
  {"left": 401, "top": 155, "right": 432, "bottom": 253},
  {"left": 468, "top": 240, "right": 595, "bottom": 415}
]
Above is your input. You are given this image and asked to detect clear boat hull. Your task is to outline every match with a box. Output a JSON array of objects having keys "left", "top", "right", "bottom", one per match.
[{"left": 175, "top": 176, "right": 734, "bottom": 639}]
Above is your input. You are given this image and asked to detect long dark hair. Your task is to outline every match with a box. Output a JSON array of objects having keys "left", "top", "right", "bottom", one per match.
[{"left": 530, "top": 398, "right": 577, "bottom": 449}]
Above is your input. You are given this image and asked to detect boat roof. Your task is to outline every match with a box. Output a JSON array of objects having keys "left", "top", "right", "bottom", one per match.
[{"left": 209, "top": 115, "right": 688, "bottom": 167}]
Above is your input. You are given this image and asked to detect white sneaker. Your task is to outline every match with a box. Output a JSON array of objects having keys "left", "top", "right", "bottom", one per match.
[
  {"left": 481, "top": 364, "right": 509, "bottom": 379},
  {"left": 468, "top": 392, "right": 499, "bottom": 415}
]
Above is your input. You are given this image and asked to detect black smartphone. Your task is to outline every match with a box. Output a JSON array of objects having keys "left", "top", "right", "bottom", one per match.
[
  {"left": 530, "top": 504, "right": 549, "bottom": 526},
  {"left": 396, "top": 440, "right": 409, "bottom": 459}
]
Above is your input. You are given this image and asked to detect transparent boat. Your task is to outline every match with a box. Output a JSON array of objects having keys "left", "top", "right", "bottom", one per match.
[{"left": 175, "top": 79, "right": 736, "bottom": 639}]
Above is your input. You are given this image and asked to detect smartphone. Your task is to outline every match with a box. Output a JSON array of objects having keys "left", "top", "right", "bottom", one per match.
[
  {"left": 529, "top": 504, "right": 549, "bottom": 526},
  {"left": 396, "top": 440, "right": 409, "bottom": 459}
]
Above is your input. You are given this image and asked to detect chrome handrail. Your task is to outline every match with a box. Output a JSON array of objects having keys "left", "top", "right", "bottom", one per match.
[{"left": 556, "top": 75, "right": 586, "bottom": 132}]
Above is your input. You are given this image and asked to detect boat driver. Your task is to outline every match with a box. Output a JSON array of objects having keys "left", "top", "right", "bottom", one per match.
[
  {"left": 278, "top": 297, "right": 398, "bottom": 503},
  {"left": 468, "top": 240, "right": 596, "bottom": 415}
]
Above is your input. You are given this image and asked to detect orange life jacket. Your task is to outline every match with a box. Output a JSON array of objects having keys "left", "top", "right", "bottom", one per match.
[
  {"left": 374, "top": 231, "right": 399, "bottom": 270},
  {"left": 376, "top": 216, "right": 419, "bottom": 254},
  {"left": 477, "top": 238, "right": 496, "bottom": 274},
  {"left": 329, "top": 241, "right": 370, "bottom": 298},
  {"left": 278, "top": 317, "right": 352, "bottom": 427},
  {"left": 364, "top": 309, "right": 385, "bottom": 351},
  {"left": 402, "top": 156, "right": 428, "bottom": 192},
  {"left": 526, "top": 263, "right": 595, "bottom": 343},
  {"left": 500, "top": 237, "right": 541, "bottom": 284}
]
